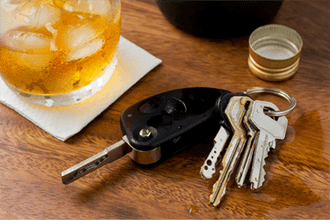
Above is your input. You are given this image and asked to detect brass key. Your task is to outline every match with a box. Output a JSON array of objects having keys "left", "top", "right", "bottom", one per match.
[
  {"left": 235, "top": 100, "right": 257, "bottom": 187},
  {"left": 210, "top": 95, "right": 252, "bottom": 206}
]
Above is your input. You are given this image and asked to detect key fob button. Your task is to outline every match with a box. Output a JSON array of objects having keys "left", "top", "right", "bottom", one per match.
[
  {"left": 164, "top": 97, "right": 187, "bottom": 116},
  {"left": 139, "top": 97, "right": 164, "bottom": 114}
]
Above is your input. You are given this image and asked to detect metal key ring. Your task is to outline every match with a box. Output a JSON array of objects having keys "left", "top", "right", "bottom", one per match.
[{"left": 243, "top": 87, "right": 296, "bottom": 117}]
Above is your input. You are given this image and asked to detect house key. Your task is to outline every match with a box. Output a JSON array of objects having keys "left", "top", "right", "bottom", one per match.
[{"left": 62, "top": 87, "right": 230, "bottom": 184}]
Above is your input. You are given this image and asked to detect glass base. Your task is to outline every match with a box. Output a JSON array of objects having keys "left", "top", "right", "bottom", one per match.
[{"left": 8, "top": 57, "right": 117, "bottom": 107}]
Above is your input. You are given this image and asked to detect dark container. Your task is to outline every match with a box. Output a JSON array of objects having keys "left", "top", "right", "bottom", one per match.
[{"left": 156, "top": 1, "right": 283, "bottom": 38}]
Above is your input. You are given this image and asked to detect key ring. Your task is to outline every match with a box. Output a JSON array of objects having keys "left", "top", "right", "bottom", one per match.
[{"left": 244, "top": 87, "right": 296, "bottom": 117}]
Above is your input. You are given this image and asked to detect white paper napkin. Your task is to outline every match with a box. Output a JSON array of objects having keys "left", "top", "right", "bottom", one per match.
[{"left": 0, "top": 36, "right": 162, "bottom": 141}]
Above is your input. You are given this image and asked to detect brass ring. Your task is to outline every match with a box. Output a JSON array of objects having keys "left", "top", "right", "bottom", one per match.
[{"left": 244, "top": 87, "right": 296, "bottom": 117}]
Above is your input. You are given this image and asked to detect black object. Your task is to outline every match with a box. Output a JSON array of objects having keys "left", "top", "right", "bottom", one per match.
[
  {"left": 120, "top": 87, "right": 230, "bottom": 159},
  {"left": 156, "top": 1, "right": 283, "bottom": 38},
  {"left": 62, "top": 87, "right": 231, "bottom": 185}
]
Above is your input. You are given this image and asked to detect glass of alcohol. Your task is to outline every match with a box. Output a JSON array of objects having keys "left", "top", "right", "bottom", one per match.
[{"left": 0, "top": 0, "right": 121, "bottom": 106}]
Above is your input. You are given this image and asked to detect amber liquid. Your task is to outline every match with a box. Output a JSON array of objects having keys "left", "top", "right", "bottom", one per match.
[{"left": 0, "top": 0, "right": 121, "bottom": 95}]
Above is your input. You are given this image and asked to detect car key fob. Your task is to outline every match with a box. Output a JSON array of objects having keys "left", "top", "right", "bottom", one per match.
[
  {"left": 62, "top": 87, "right": 230, "bottom": 184},
  {"left": 121, "top": 87, "right": 230, "bottom": 165}
]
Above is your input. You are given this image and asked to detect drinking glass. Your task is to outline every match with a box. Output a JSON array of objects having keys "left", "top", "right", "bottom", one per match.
[{"left": 0, "top": 0, "right": 121, "bottom": 106}]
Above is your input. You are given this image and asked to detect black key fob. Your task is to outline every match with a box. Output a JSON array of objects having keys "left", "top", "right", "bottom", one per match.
[{"left": 120, "top": 87, "right": 230, "bottom": 165}]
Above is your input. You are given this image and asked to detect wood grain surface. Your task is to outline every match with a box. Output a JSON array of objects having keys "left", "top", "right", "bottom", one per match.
[{"left": 1, "top": 0, "right": 329, "bottom": 219}]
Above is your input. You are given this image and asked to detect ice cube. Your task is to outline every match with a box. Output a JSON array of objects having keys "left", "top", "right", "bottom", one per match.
[
  {"left": 0, "top": 0, "right": 25, "bottom": 34},
  {"left": 55, "top": 11, "right": 107, "bottom": 61},
  {"left": 17, "top": 52, "right": 53, "bottom": 71},
  {"left": 1, "top": 27, "right": 52, "bottom": 52},
  {"left": 64, "top": 0, "right": 112, "bottom": 18},
  {"left": 16, "top": 0, "right": 61, "bottom": 29},
  {"left": 59, "top": 23, "right": 99, "bottom": 49},
  {"left": 1, "top": 28, "right": 53, "bottom": 70},
  {"left": 66, "top": 37, "right": 104, "bottom": 61}
]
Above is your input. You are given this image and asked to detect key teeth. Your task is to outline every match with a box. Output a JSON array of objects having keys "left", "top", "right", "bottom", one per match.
[
  {"left": 258, "top": 159, "right": 267, "bottom": 188},
  {"left": 251, "top": 157, "right": 268, "bottom": 190},
  {"left": 250, "top": 139, "right": 274, "bottom": 190},
  {"left": 259, "top": 147, "right": 271, "bottom": 187},
  {"left": 210, "top": 169, "right": 227, "bottom": 206},
  {"left": 210, "top": 185, "right": 226, "bottom": 206},
  {"left": 236, "top": 175, "right": 244, "bottom": 188}
]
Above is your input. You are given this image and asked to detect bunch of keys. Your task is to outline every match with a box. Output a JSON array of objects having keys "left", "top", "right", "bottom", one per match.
[
  {"left": 200, "top": 87, "right": 296, "bottom": 206},
  {"left": 61, "top": 87, "right": 296, "bottom": 207}
]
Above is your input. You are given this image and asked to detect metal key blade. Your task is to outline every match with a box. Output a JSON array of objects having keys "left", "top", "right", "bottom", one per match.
[
  {"left": 236, "top": 137, "right": 256, "bottom": 187},
  {"left": 235, "top": 136, "right": 256, "bottom": 187},
  {"left": 235, "top": 102, "right": 257, "bottom": 187},
  {"left": 62, "top": 136, "right": 132, "bottom": 184},
  {"left": 248, "top": 101, "right": 288, "bottom": 190},
  {"left": 209, "top": 96, "right": 252, "bottom": 206},
  {"left": 249, "top": 132, "right": 274, "bottom": 190},
  {"left": 210, "top": 136, "right": 245, "bottom": 206},
  {"left": 200, "top": 126, "right": 230, "bottom": 180}
]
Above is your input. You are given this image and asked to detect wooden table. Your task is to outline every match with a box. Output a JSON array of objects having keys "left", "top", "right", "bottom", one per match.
[{"left": 1, "top": 0, "right": 329, "bottom": 218}]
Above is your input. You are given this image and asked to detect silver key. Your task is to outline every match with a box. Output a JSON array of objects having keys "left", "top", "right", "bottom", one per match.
[
  {"left": 200, "top": 126, "right": 230, "bottom": 179},
  {"left": 62, "top": 136, "right": 132, "bottom": 184},
  {"left": 249, "top": 100, "right": 288, "bottom": 190},
  {"left": 235, "top": 100, "right": 257, "bottom": 187},
  {"left": 210, "top": 96, "right": 252, "bottom": 206}
]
